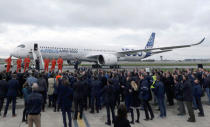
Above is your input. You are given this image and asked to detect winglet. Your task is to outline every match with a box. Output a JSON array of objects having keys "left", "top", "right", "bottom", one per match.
[{"left": 192, "top": 37, "right": 205, "bottom": 46}]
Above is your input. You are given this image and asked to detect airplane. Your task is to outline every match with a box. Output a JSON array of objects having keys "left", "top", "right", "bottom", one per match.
[{"left": 10, "top": 33, "right": 205, "bottom": 68}]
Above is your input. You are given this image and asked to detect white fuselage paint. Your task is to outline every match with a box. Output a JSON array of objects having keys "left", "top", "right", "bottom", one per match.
[{"left": 10, "top": 42, "right": 148, "bottom": 64}]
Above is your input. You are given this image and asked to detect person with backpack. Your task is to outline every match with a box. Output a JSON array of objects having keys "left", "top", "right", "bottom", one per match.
[{"left": 139, "top": 74, "right": 154, "bottom": 121}]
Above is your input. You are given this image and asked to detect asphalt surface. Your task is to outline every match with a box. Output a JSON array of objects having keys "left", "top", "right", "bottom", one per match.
[{"left": 1, "top": 98, "right": 210, "bottom": 127}]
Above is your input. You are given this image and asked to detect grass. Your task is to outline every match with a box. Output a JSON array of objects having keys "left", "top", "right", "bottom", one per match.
[{"left": 80, "top": 63, "right": 210, "bottom": 66}]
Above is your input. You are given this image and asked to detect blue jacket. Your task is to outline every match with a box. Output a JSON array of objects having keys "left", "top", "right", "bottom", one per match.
[
  {"left": 27, "top": 92, "right": 43, "bottom": 114},
  {"left": 112, "top": 78, "right": 120, "bottom": 95},
  {"left": 58, "top": 84, "right": 73, "bottom": 109},
  {"left": 193, "top": 83, "right": 202, "bottom": 97},
  {"left": 27, "top": 76, "right": 38, "bottom": 86},
  {"left": 22, "top": 87, "right": 30, "bottom": 102},
  {"left": 6, "top": 79, "right": 20, "bottom": 97},
  {"left": 139, "top": 79, "right": 152, "bottom": 101},
  {"left": 83, "top": 78, "right": 91, "bottom": 96},
  {"left": 91, "top": 80, "right": 101, "bottom": 97},
  {"left": 153, "top": 81, "right": 165, "bottom": 99}
]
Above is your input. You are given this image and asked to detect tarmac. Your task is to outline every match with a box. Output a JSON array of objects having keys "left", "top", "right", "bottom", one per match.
[{"left": 1, "top": 98, "right": 210, "bottom": 127}]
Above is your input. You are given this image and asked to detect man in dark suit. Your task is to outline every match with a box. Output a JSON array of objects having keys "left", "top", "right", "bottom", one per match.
[
  {"left": 73, "top": 76, "right": 85, "bottom": 119},
  {"left": 58, "top": 77, "right": 73, "bottom": 127},
  {"left": 74, "top": 58, "right": 79, "bottom": 70},
  {"left": 101, "top": 79, "right": 116, "bottom": 126},
  {"left": 3, "top": 74, "right": 20, "bottom": 117},
  {"left": 90, "top": 76, "right": 101, "bottom": 113},
  {"left": 0, "top": 74, "right": 8, "bottom": 116},
  {"left": 182, "top": 75, "right": 195, "bottom": 122}
]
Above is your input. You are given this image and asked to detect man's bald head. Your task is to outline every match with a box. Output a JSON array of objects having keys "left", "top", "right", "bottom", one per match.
[{"left": 32, "top": 83, "right": 39, "bottom": 92}]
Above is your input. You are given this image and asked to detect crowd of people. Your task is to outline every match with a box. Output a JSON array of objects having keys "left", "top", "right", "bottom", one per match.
[{"left": 0, "top": 63, "right": 210, "bottom": 127}]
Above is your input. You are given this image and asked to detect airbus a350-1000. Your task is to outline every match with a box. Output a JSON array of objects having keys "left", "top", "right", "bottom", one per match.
[{"left": 10, "top": 33, "right": 205, "bottom": 68}]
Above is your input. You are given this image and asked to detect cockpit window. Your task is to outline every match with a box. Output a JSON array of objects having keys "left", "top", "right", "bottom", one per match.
[{"left": 17, "top": 44, "right": 25, "bottom": 48}]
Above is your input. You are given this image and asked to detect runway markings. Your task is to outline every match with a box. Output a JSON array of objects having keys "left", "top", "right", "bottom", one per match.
[
  {"left": 77, "top": 118, "right": 86, "bottom": 127},
  {"left": 73, "top": 118, "right": 78, "bottom": 127},
  {"left": 83, "top": 114, "right": 90, "bottom": 127},
  {"left": 73, "top": 113, "right": 90, "bottom": 127}
]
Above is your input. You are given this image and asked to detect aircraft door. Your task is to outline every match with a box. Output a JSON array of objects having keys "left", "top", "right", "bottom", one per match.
[{"left": 34, "top": 43, "right": 38, "bottom": 51}]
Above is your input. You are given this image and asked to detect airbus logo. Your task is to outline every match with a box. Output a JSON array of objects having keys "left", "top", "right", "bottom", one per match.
[{"left": 122, "top": 48, "right": 143, "bottom": 56}]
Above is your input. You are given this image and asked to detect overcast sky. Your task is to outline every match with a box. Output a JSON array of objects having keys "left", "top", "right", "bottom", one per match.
[{"left": 0, "top": 0, "right": 209, "bottom": 60}]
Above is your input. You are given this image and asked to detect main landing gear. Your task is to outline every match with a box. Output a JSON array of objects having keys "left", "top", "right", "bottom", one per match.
[
  {"left": 109, "top": 65, "right": 121, "bottom": 69},
  {"left": 92, "top": 64, "right": 102, "bottom": 69},
  {"left": 92, "top": 64, "right": 121, "bottom": 69}
]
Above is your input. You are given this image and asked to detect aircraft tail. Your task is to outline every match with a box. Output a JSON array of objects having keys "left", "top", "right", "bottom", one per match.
[{"left": 145, "top": 32, "right": 155, "bottom": 49}]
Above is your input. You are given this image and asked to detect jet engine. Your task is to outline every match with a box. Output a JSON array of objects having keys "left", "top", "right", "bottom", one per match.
[{"left": 98, "top": 54, "right": 118, "bottom": 65}]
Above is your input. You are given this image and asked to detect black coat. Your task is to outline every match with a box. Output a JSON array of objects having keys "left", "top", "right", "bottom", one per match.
[
  {"left": 174, "top": 82, "right": 184, "bottom": 101},
  {"left": 73, "top": 81, "right": 84, "bottom": 100},
  {"left": 183, "top": 80, "right": 193, "bottom": 102},
  {"left": 0, "top": 80, "right": 8, "bottom": 97},
  {"left": 164, "top": 76, "right": 174, "bottom": 94},
  {"left": 58, "top": 84, "right": 73, "bottom": 109},
  {"left": 203, "top": 76, "right": 210, "bottom": 88},
  {"left": 6, "top": 79, "right": 20, "bottom": 97},
  {"left": 101, "top": 85, "right": 115, "bottom": 104},
  {"left": 130, "top": 89, "right": 140, "bottom": 107},
  {"left": 38, "top": 78, "right": 47, "bottom": 92},
  {"left": 114, "top": 117, "right": 131, "bottom": 127}
]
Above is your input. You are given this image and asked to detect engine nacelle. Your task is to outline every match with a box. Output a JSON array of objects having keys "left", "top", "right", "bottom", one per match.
[{"left": 98, "top": 54, "right": 118, "bottom": 65}]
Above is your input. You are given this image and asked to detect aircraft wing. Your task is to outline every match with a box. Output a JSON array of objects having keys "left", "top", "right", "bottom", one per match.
[
  {"left": 151, "top": 50, "right": 172, "bottom": 55},
  {"left": 117, "top": 37, "right": 205, "bottom": 56}
]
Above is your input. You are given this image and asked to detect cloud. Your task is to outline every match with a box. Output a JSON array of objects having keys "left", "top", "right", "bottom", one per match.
[{"left": 0, "top": 0, "right": 209, "bottom": 59}]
